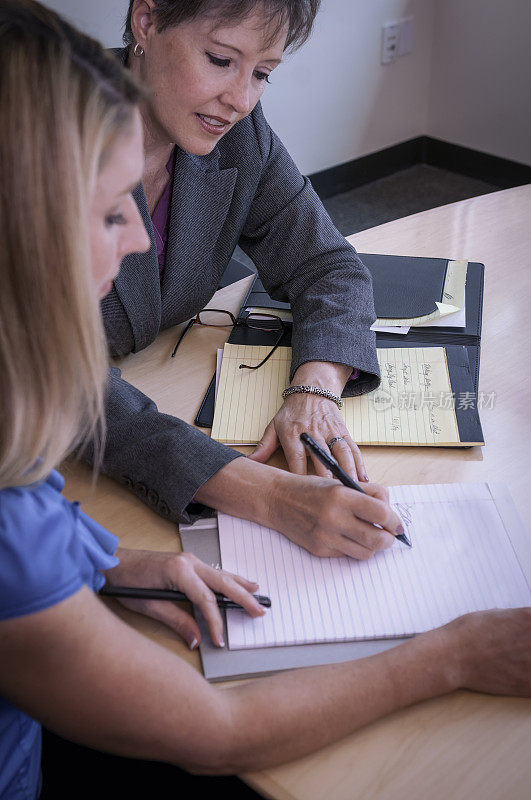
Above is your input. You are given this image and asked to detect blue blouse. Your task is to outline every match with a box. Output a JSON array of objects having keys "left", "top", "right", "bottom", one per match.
[{"left": 0, "top": 470, "right": 119, "bottom": 800}]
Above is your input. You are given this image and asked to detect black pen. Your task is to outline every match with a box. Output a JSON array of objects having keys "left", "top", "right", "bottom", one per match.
[
  {"left": 99, "top": 585, "right": 272, "bottom": 609},
  {"left": 300, "top": 432, "right": 412, "bottom": 547}
]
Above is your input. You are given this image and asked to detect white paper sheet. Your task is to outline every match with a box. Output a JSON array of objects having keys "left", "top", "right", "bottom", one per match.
[
  {"left": 413, "top": 297, "right": 466, "bottom": 328},
  {"left": 370, "top": 324, "right": 411, "bottom": 334},
  {"left": 219, "top": 483, "right": 530, "bottom": 649}
]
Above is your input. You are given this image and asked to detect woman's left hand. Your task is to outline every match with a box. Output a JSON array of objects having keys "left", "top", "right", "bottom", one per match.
[
  {"left": 248, "top": 361, "right": 369, "bottom": 482},
  {"left": 102, "top": 548, "right": 265, "bottom": 650}
]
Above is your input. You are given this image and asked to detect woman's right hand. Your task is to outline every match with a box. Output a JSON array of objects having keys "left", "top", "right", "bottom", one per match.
[
  {"left": 266, "top": 473, "right": 404, "bottom": 559},
  {"left": 196, "top": 459, "right": 404, "bottom": 560}
]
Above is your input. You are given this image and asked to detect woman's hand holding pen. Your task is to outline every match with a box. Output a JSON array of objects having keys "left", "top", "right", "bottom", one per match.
[
  {"left": 102, "top": 549, "right": 265, "bottom": 650},
  {"left": 196, "top": 458, "right": 403, "bottom": 560},
  {"left": 267, "top": 473, "right": 402, "bottom": 558}
]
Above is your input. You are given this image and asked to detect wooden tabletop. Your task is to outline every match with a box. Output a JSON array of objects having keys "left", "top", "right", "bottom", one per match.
[{"left": 62, "top": 184, "right": 531, "bottom": 800}]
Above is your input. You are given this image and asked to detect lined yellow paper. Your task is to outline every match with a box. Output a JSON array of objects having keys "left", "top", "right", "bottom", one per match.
[{"left": 211, "top": 345, "right": 463, "bottom": 446}]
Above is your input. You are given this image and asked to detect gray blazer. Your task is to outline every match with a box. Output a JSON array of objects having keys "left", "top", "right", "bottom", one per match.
[{"left": 96, "top": 54, "right": 380, "bottom": 523}]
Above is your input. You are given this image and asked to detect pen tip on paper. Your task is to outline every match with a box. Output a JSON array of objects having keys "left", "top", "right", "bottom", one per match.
[
  {"left": 397, "top": 533, "right": 412, "bottom": 547},
  {"left": 395, "top": 525, "right": 412, "bottom": 547}
]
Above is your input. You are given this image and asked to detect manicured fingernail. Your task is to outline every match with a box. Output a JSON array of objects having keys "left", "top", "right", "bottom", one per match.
[
  {"left": 218, "top": 635, "right": 225, "bottom": 648},
  {"left": 362, "top": 473, "right": 369, "bottom": 482},
  {"left": 189, "top": 638, "right": 199, "bottom": 651}
]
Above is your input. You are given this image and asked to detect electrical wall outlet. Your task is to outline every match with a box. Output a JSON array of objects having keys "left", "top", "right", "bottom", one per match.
[
  {"left": 381, "top": 22, "right": 400, "bottom": 64},
  {"left": 381, "top": 16, "right": 414, "bottom": 65}
]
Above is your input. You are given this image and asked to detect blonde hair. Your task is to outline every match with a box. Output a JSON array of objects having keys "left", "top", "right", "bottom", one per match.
[{"left": 0, "top": 0, "right": 144, "bottom": 489}]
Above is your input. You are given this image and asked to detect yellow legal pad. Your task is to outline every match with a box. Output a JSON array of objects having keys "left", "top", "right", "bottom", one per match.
[{"left": 211, "top": 345, "right": 465, "bottom": 446}]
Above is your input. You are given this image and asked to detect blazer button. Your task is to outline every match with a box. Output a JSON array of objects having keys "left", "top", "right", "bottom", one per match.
[
  {"left": 121, "top": 475, "right": 133, "bottom": 489},
  {"left": 147, "top": 489, "right": 159, "bottom": 506},
  {"left": 134, "top": 481, "right": 148, "bottom": 498},
  {"left": 159, "top": 501, "right": 170, "bottom": 518}
]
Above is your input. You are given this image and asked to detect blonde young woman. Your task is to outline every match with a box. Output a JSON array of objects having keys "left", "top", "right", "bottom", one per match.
[{"left": 0, "top": 3, "right": 530, "bottom": 799}]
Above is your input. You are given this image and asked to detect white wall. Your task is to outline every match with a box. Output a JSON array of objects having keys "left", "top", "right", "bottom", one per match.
[
  {"left": 37, "top": 0, "right": 531, "bottom": 172},
  {"left": 428, "top": 0, "right": 531, "bottom": 166},
  {"left": 40, "top": 0, "right": 128, "bottom": 48},
  {"left": 261, "top": 0, "right": 436, "bottom": 174}
]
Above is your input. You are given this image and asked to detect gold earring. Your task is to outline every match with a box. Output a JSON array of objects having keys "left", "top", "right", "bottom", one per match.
[{"left": 133, "top": 42, "right": 144, "bottom": 57}]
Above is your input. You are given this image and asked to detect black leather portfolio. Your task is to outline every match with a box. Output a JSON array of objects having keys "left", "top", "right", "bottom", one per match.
[
  {"left": 248, "top": 253, "right": 451, "bottom": 319},
  {"left": 195, "top": 253, "right": 484, "bottom": 445},
  {"left": 217, "top": 256, "right": 255, "bottom": 289}
]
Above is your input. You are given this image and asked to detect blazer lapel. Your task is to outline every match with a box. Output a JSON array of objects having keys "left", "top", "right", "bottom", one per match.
[
  {"left": 161, "top": 147, "right": 237, "bottom": 323},
  {"left": 114, "top": 184, "right": 162, "bottom": 352}
]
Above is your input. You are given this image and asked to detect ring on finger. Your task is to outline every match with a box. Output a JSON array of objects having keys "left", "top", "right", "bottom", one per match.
[{"left": 327, "top": 436, "right": 346, "bottom": 450}]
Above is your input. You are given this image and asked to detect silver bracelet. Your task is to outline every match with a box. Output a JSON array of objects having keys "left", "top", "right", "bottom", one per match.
[{"left": 282, "top": 385, "right": 343, "bottom": 409}]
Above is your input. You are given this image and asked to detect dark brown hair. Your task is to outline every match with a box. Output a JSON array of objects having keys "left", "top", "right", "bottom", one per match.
[{"left": 124, "top": 0, "right": 321, "bottom": 52}]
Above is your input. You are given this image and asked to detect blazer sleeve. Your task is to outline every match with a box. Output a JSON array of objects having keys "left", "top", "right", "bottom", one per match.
[
  {"left": 238, "top": 107, "right": 380, "bottom": 396},
  {"left": 87, "top": 367, "right": 242, "bottom": 524}
]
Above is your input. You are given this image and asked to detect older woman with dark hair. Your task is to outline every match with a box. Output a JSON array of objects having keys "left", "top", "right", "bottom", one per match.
[{"left": 98, "top": 0, "right": 397, "bottom": 559}]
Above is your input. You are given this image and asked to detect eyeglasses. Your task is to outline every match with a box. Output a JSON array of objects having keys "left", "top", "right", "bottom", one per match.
[{"left": 170, "top": 309, "right": 286, "bottom": 370}]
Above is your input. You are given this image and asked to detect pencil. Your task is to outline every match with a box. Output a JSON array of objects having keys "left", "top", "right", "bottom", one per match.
[{"left": 300, "top": 432, "right": 412, "bottom": 547}]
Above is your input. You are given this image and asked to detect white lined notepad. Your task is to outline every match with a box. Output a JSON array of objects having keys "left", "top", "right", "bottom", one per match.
[{"left": 218, "top": 483, "right": 530, "bottom": 650}]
